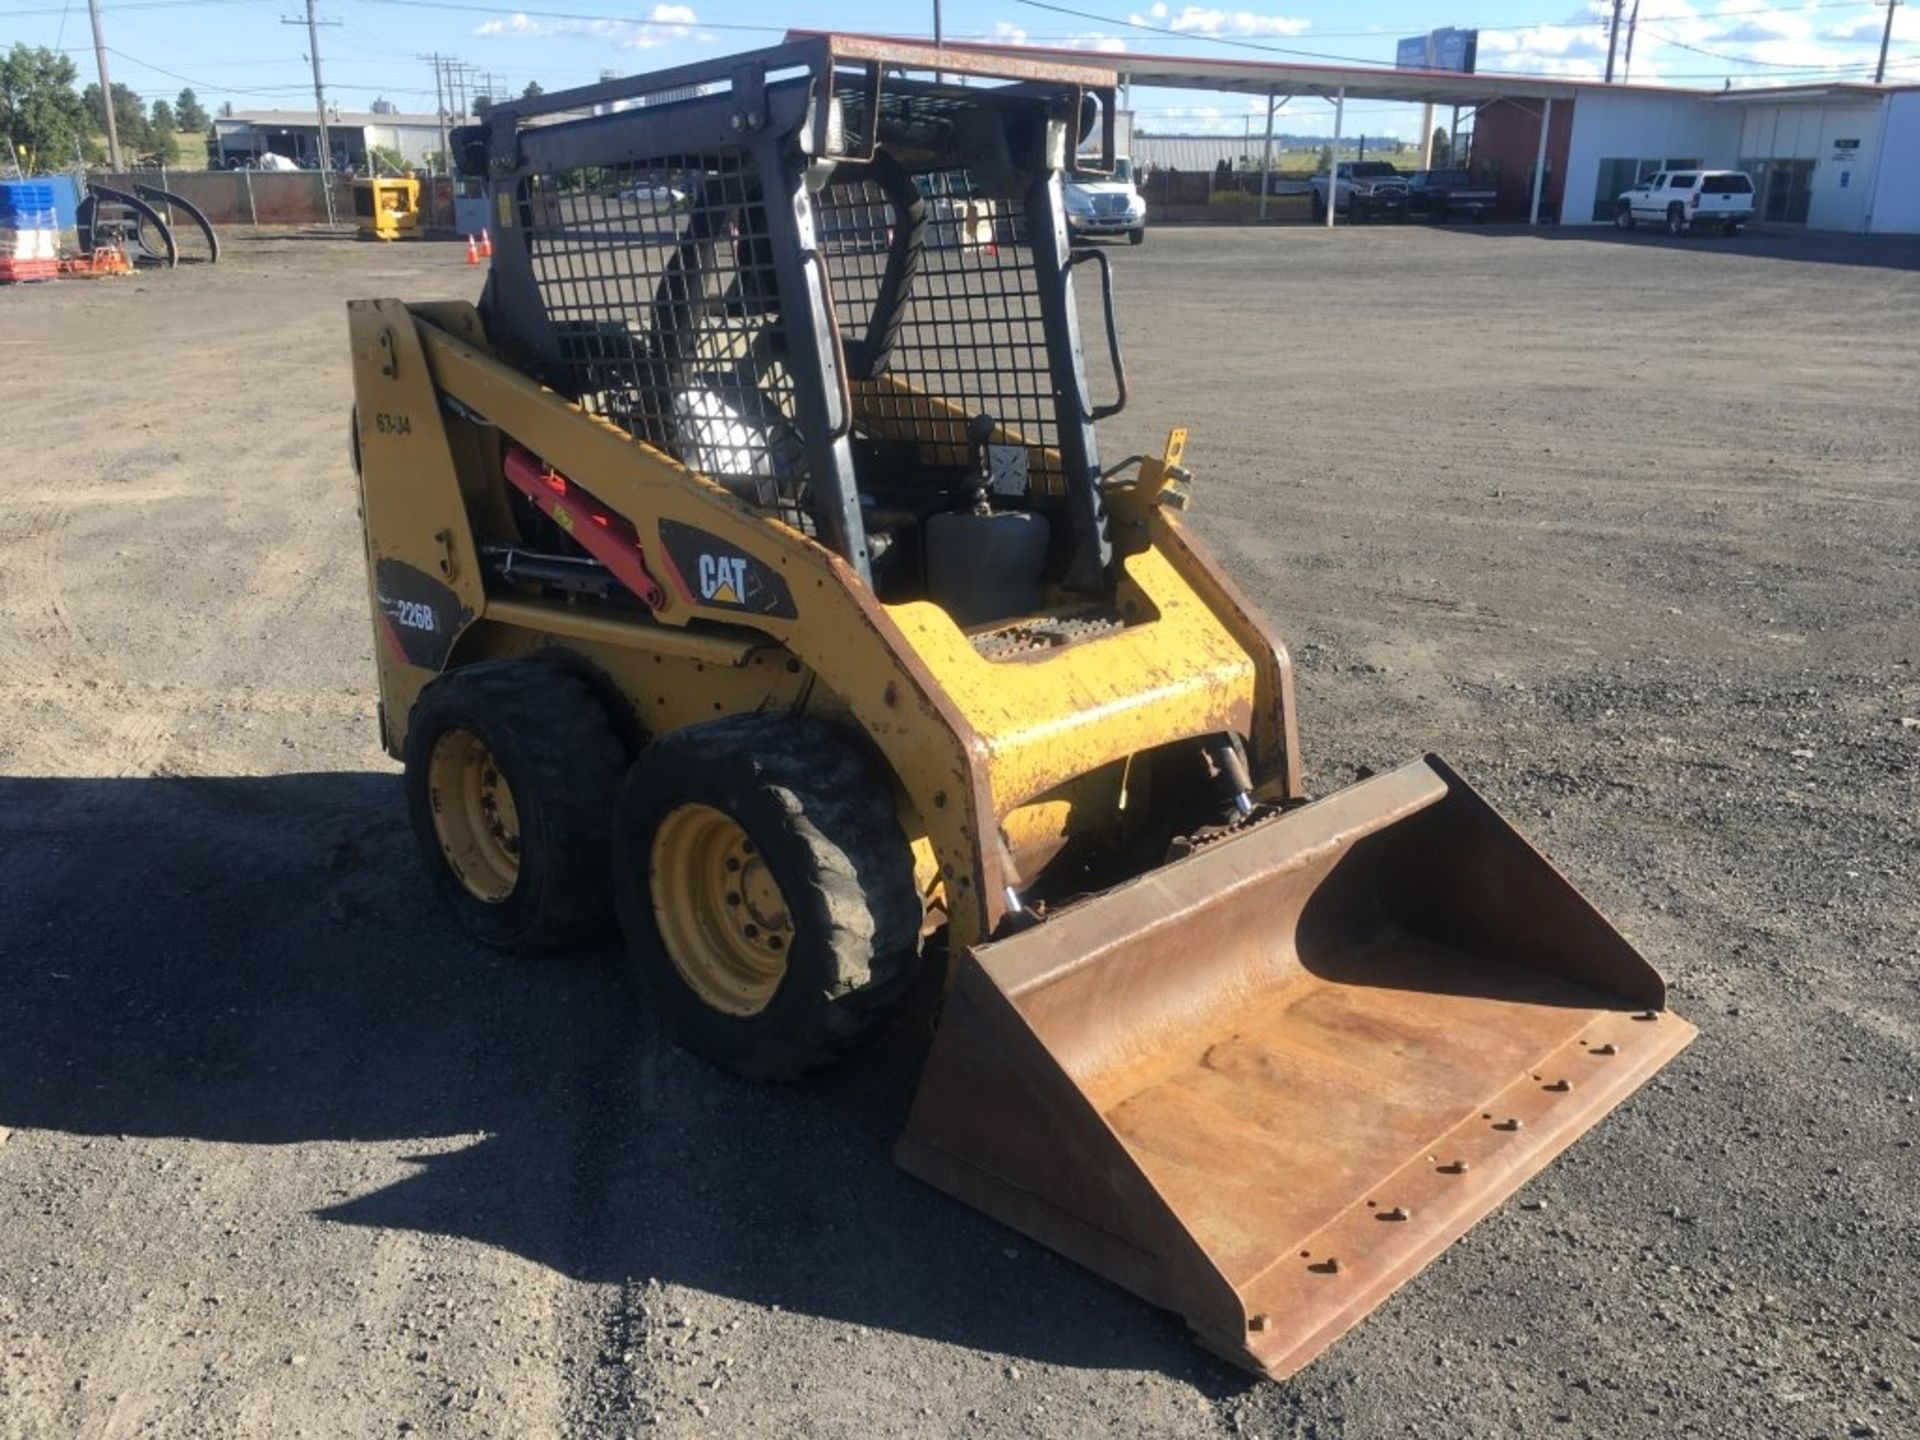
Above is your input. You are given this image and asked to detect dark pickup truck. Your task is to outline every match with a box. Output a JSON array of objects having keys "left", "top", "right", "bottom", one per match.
[{"left": 1404, "top": 169, "right": 1498, "bottom": 222}]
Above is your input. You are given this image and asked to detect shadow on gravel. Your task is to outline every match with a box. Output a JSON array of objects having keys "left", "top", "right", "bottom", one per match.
[
  {"left": 0, "top": 773, "right": 1250, "bottom": 1393},
  {"left": 1434, "top": 222, "right": 1920, "bottom": 273}
]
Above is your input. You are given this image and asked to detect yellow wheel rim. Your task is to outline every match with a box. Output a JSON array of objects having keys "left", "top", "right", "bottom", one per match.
[
  {"left": 649, "top": 803, "right": 793, "bottom": 1016},
  {"left": 427, "top": 729, "right": 522, "bottom": 904}
]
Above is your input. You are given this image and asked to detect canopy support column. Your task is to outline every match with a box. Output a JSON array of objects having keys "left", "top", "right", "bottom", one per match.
[
  {"left": 1258, "top": 89, "right": 1277, "bottom": 221},
  {"left": 1529, "top": 97, "right": 1553, "bottom": 226},
  {"left": 1325, "top": 86, "right": 1344, "bottom": 229}
]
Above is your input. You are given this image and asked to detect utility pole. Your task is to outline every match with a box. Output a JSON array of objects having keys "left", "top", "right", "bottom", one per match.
[
  {"left": 421, "top": 53, "right": 453, "bottom": 230},
  {"left": 1623, "top": 0, "right": 1642, "bottom": 83},
  {"left": 1875, "top": 0, "right": 1901, "bottom": 84},
  {"left": 284, "top": 0, "right": 340, "bottom": 221},
  {"left": 85, "top": 0, "right": 122, "bottom": 169},
  {"left": 1604, "top": 0, "right": 1625, "bottom": 83}
]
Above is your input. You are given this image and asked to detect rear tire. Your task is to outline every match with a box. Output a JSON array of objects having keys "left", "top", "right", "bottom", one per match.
[
  {"left": 1615, "top": 203, "right": 1636, "bottom": 231},
  {"left": 404, "top": 662, "right": 630, "bottom": 948},
  {"left": 1666, "top": 204, "right": 1687, "bottom": 237},
  {"left": 612, "top": 715, "right": 924, "bottom": 1079}
]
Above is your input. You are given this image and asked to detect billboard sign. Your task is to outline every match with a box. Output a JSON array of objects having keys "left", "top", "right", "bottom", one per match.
[{"left": 1396, "top": 27, "right": 1479, "bottom": 74}]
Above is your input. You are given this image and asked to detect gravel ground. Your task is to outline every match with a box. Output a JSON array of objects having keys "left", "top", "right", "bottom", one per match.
[{"left": 1, "top": 223, "right": 1915, "bottom": 1440}]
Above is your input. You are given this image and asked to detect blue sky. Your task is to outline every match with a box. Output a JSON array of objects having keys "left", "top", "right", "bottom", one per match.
[{"left": 3, "top": 0, "right": 1914, "bottom": 141}]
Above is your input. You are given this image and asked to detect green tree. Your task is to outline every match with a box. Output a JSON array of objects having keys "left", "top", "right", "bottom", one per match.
[
  {"left": 521, "top": 80, "right": 543, "bottom": 100},
  {"left": 150, "top": 98, "right": 175, "bottom": 134},
  {"left": 473, "top": 94, "right": 494, "bottom": 122},
  {"left": 367, "top": 143, "right": 408, "bottom": 175},
  {"left": 0, "top": 44, "right": 92, "bottom": 171},
  {"left": 1431, "top": 126, "right": 1450, "bottom": 165},
  {"left": 83, "top": 81, "right": 161, "bottom": 161},
  {"left": 1316, "top": 143, "right": 1334, "bottom": 171},
  {"left": 175, "top": 86, "right": 208, "bottom": 132}
]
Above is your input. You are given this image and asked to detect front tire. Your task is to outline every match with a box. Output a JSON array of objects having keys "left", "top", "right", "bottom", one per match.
[
  {"left": 404, "top": 662, "right": 630, "bottom": 948},
  {"left": 612, "top": 715, "right": 924, "bottom": 1079},
  {"left": 1615, "top": 203, "right": 1636, "bottom": 231},
  {"left": 1722, "top": 220, "right": 1741, "bottom": 237},
  {"left": 1127, "top": 226, "right": 1145, "bottom": 246}
]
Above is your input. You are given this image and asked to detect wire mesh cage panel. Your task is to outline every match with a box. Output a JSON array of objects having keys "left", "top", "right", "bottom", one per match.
[
  {"left": 817, "top": 168, "right": 1063, "bottom": 496},
  {"left": 521, "top": 157, "right": 813, "bottom": 531}
]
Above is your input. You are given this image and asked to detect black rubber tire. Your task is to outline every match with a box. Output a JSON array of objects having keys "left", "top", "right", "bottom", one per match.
[
  {"left": 612, "top": 714, "right": 924, "bottom": 1080},
  {"left": 1127, "top": 227, "right": 1146, "bottom": 246},
  {"left": 1667, "top": 204, "right": 1687, "bottom": 237},
  {"left": 1722, "top": 221, "right": 1740, "bottom": 238},
  {"left": 1615, "top": 203, "right": 1636, "bottom": 231},
  {"left": 404, "top": 661, "right": 629, "bottom": 948},
  {"left": 1310, "top": 192, "right": 1327, "bottom": 221}
]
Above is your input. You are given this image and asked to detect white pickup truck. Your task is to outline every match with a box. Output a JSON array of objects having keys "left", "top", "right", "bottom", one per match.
[
  {"left": 1309, "top": 161, "right": 1410, "bottom": 223},
  {"left": 1615, "top": 170, "right": 1756, "bottom": 236}
]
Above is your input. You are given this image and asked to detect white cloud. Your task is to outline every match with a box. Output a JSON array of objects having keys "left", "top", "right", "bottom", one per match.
[
  {"left": 1470, "top": 1, "right": 1920, "bottom": 85},
  {"left": 1127, "top": 6, "right": 1310, "bottom": 38},
  {"left": 474, "top": 4, "right": 700, "bottom": 50},
  {"left": 990, "top": 19, "right": 1126, "bottom": 52}
]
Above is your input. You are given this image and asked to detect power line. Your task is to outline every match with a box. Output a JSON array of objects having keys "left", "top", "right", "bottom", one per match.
[
  {"left": 1638, "top": 28, "right": 1887, "bottom": 68},
  {"left": 349, "top": 0, "right": 782, "bottom": 31},
  {"left": 1012, "top": 0, "right": 1386, "bottom": 64}
]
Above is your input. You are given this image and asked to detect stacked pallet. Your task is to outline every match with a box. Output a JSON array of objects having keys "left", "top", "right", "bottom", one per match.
[{"left": 1, "top": 181, "right": 61, "bottom": 283}]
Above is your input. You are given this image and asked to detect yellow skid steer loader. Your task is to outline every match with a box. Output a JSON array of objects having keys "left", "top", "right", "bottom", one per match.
[{"left": 347, "top": 36, "right": 1694, "bottom": 1380}]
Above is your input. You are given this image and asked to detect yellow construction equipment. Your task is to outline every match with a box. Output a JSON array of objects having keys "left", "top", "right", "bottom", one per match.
[
  {"left": 346, "top": 36, "right": 1694, "bottom": 1381},
  {"left": 352, "top": 175, "right": 421, "bottom": 241}
]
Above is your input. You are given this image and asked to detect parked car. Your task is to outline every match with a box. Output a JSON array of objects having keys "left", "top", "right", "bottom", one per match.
[
  {"left": 1309, "top": 161, "right": 1409, "bottom": 223},
  {"left": 1404, "top": 168, "right": 1497, "bottom": 222},
  {"left": 624, "top": 182, "right": 688, "bottom": 210},
  {"left": 1616, "top": 169, "right": 1756, "bottom": 236},
  {"left": 1064, "top": 157, "right": 1147, "bottom": 245}
]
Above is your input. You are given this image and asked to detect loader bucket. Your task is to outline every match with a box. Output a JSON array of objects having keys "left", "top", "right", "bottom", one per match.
[{"left": 897, "top": 755, "right": 1695, "bottom": 1381}]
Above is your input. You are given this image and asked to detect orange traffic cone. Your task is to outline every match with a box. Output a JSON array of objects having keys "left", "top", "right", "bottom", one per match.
[
  {"left": 479, "top": 228, "right": 493, "bottom": 258},
  {"left": 464, "top": 235, "right": 479, "bottom": 265}
]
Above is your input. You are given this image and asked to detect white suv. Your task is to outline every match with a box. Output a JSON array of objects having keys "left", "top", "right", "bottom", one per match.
[{"left": 1616, "top": 170, "right": 1756, "bottom": 236}]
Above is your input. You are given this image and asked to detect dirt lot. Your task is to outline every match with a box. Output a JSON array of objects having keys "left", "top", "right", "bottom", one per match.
[{"left": 2, "top": 223, "right": 1916, "bottom": 1440}]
